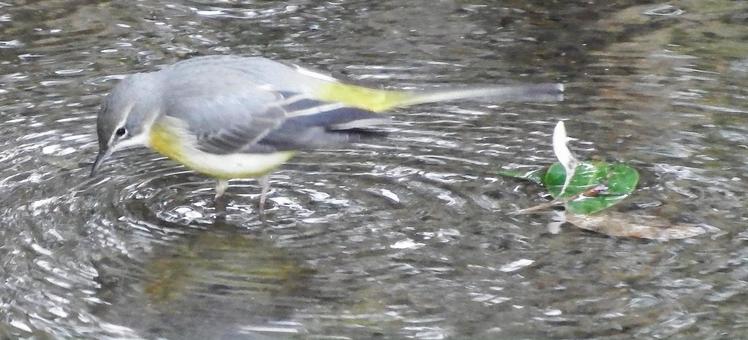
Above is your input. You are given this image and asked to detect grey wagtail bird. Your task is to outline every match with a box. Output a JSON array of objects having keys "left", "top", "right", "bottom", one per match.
[{"left": 91, "top": 55, "right": 563, "bottom": 212}]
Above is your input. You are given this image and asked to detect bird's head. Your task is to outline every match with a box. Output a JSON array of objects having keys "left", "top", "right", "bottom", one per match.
[{"left": 91, "top": 73, "right": 160, "bottom": 176}]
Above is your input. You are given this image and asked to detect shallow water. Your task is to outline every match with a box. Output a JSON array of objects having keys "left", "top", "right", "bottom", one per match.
[{"left": 2, "top": 0, "right": 748, "bottom": 339}]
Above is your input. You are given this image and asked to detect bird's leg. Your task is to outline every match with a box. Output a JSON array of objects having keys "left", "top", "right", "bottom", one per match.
[
  {"left": 258, "top": 175, "right": 270, "bottom": 214},
  {"left": 213, "top": 179, "right": 229, "bottom": 214},
  {"left": 215, "top": 179, "right": 229, "bottom": 200}
]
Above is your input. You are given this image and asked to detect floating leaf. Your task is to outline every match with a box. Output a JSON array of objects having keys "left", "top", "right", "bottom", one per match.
[
  {"left": 502, "top": 120, "right": 702, "bottom": 240},
  {"left": 542, "top": 161, "right": 639, "bottom": 215}
]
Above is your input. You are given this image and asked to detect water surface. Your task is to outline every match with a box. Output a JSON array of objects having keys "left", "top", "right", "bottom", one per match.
[{"left": 1, "top": 0, "right": 748, "bottom": 339}]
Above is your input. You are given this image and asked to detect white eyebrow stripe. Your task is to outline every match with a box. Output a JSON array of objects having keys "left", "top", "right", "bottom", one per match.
[{"left": 107, "top": 102, "right": 136, "bottom": 146}]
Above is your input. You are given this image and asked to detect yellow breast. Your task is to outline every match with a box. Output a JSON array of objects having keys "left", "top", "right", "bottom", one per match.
[{"left": 149, "top": 121, "right": 295, "bottom": 179}]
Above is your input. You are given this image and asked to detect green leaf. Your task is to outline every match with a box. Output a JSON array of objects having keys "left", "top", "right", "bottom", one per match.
[
  {"left": 498, "top": 168, "right": 545, "bottom": 184},
  {"left": 542, "top": 161, "right": 639, "bottom": 215}
]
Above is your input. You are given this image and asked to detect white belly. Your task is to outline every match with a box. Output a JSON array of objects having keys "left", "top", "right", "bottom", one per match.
[
  {"left": 148, "top": 119, "right": 297, "bottom": 179},
  {"left": 180, "top": 149, "right": 297, "bottom": 179}
]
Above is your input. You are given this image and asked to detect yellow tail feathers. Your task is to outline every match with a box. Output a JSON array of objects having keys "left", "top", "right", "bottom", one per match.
[
  {"left": 317, "top": 82, "right": 564, "bottom": 113},
  {"left": 316, "top": 83, "right": 413, "bottom": 112}
]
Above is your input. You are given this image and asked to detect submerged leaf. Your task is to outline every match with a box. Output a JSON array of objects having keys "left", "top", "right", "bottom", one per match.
[{"left": 565, "top": 211, "right": 707, "bottom": 240}]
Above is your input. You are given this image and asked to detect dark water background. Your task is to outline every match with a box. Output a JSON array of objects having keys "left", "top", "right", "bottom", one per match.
[{"left": 2, "top": 0, "right": 748, "bottom": 338}]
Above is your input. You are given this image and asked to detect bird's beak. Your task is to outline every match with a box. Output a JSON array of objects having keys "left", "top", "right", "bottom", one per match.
[{"left": 90, "top": 148, "right": 112, "bottom": 177}]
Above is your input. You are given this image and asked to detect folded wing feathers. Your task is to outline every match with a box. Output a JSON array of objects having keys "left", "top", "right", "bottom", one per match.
[{"left": 193, "top": 89, "right": 385, "bottom": 154}]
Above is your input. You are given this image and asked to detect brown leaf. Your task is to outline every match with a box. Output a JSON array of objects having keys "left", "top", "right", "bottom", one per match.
[{"left": 565, "top": 211, "right": 706, "bottom": 240}]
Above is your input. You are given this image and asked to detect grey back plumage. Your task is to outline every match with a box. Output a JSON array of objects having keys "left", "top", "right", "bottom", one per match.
[{"left": 151, "top": 56, "right": 385, "bottom": 154}]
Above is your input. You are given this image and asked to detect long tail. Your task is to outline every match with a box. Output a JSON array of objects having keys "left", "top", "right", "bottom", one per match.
[
  {"left": 399, "top": 83, "right": 564, "bottom": 108},
  {"left": 317, "top": 82, "right": 564, "bottom": 112}
]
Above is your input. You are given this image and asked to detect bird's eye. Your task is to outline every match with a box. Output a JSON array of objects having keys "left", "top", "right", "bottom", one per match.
[{"left": 115, "top": 127, "right": 127, "bottom": 137}]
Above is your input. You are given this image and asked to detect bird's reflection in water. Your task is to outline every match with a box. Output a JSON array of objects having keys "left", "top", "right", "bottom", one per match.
[{"left": 91, "top": 207, "right": 315, "bottom": 339}]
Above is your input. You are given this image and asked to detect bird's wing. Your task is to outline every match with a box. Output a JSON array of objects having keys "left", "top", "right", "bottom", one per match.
[
  {"left": 249, "top": 92, "right": 389, "bottom": 153},
  {"left": 161, "top": 69, "right": 286, "bottom": 154},
  {"left": 160, "top": 65, "right": 386, "bottom": 154}
]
